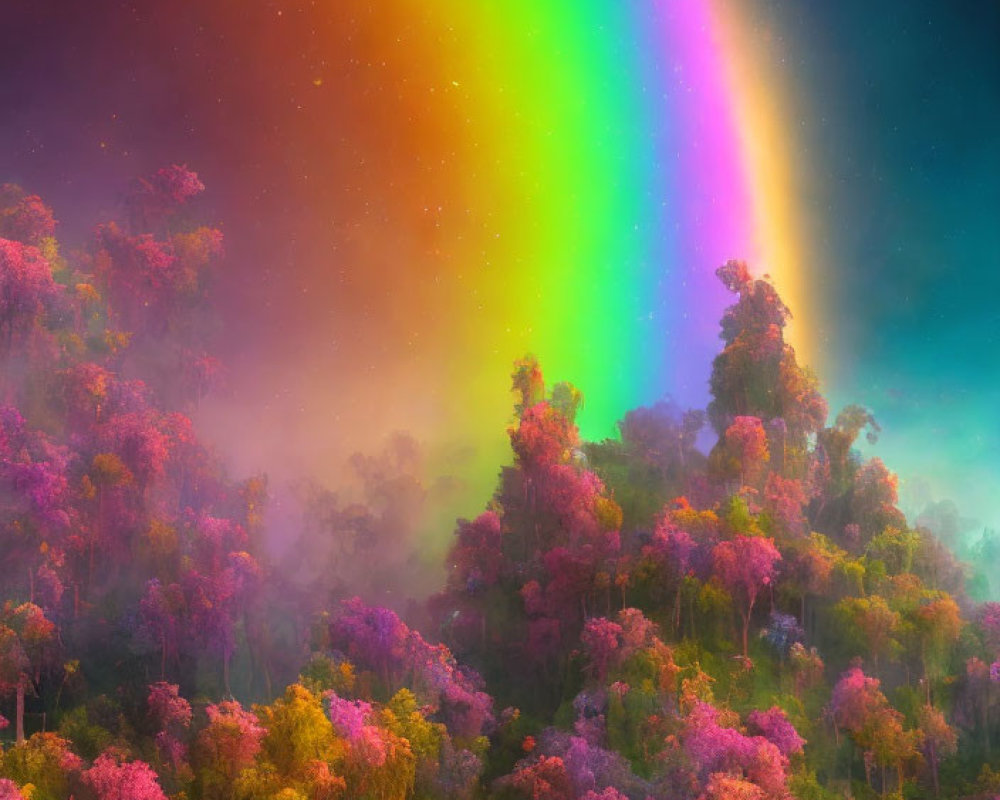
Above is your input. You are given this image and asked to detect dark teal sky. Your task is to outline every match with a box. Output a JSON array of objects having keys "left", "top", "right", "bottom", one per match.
[{"left": 762, "top": 0, "right": 1000, "bottom": 531}]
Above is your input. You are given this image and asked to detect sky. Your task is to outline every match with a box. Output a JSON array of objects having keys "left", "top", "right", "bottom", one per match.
[
  {"left": 1, "top": 0, "right": 998, "bottom": 545},
  {"left": 773, "top": 1, "right": 1000, "bottom": 531}
]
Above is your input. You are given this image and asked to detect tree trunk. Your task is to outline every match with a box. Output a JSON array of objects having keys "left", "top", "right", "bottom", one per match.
[
  {"left": 930, "top": 741, "right": 939, "bottom": 797},
  {"left": 16, "top": 674, "right": 26, "bottom": 744},
  {"left": 985, "top": 678, "right": 992, "bottom": 756},
  {"left": 688, "top": 592, "right": 696, "bottom": 640},
  {"left": 674, "top": 583, "right": 683, "bottom": 637},
  {"left": 742, "top": 611, "right": 750, "bottom": 658},
  {"left": 741, "top": 594, "right": 757, "bottom": 658}
]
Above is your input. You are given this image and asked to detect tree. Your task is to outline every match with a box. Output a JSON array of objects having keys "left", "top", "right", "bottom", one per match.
[
  {"left": 81, "top": 751, "right": 168, "bottom": 800},
  {"left": 640, "top": 512, "right": 696, "bottom": 634},
  {"left": 580, "top": 618, "right": 623, "bottom": 684},
  {"left": 0, "top": 602, "right": 55, "bottom": 743},
  {"left": 147, "top": 682, "right": 192, "bottom": 774},
  {"left": 0, "top": 624, "right": 28, "bottom": 744},
  {"left": 0, "top": 732, "right": 82, "bottom": 798},
  {"left": 0, "top": 779, "right": 28, "bottom": 800},
  {"left": 858, "top": 706, "right": 920, "bottom": 797},
  {"left": 1, "top": 187, "right": 57, "bottom": 246},
  {"left": 834, "top": 596, "right": 900, "bottom": 675},
  {"left": 0, "top": 238, "right": 61, "bottom": 366},
  {"left": 618, "top": 401, "right": 704, "bottom": 473},
  {"left": 826, "top": 664, "right": 921, "bottom": 794},
  {"left": 711, "top": 536, "right": 781, "bottom": 657},
  {"left": 125, "top": 164, "right": 205, "bottom": 234},
  {"left": 138, "top": 580, "right": 184, "bottom": 680},
  {"left": 511, "top": 356, "right": 545, "bottom": 418},
  {"left": 254, "top": 684, "right": 337, "bottom": 783},
  {"left": 786, "top": 533, "right": 841, "bottom": 634},
  {"left": 723, "top": 416, "right": 769, "bottom": 488},
  {"left": 762, "top": 473, "right": 807, "bottom": 539},
  {"left": 867, "top": 525, "right": 919, "bottom": 575},
  {"left": 0, "top": 409, "right": 72, "bottom": 607},
  {"left": 708, "top": 260, "right": 826, "bottom": 476},
  {"left": 917, "top": 704, "right": 957, "bottom": 798},
  {"left": 911, "top": 593, "right": 962, "bottom": 685},
  {"left": 446, "top": 511, "right": 504, "bottom": 595},
  {"left": 788, "top": 643, "right": 824, "bottom": 700},
  {"left": 193, "top": 699, "right": 267, "bottom": 800},
  {"left": 683, "top": 701, "right": 791, "bottom": 798},
  {"left": 746, "top": 707, "right": 805, "bottom": 758},
  {"left": 330, "top": 599, "right": 493, "bottom": 742},
  {"left": 500, "top": 754, "right": 574, "bottom": 800},
  {"left": 815, "top": 405, "right": 880, "bottom": 497},
  {"left": 697, "top": 772, "right": 766, "bottom": 800},
  {"left": 851, "top": 458, "right": 906, "bottom": 543},
  {"left": 581, "top": 788, "right": 629, "bottom": 800},
  {"left": 828, "top": 666, "right": 887, "bottom": 741},
  {"left": 327, "top": 692, "right": 415, "bottom": 800},
  {"left": 185, "top": 550, "right": 260, "bottom": 695},
  {"left": 509, "top": 401, "right": 578, "bottom": 474}
]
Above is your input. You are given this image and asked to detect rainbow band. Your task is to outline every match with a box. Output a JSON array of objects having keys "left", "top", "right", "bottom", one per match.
[{"left": 367, "top": 0, "right": 809, "bottom": 446}]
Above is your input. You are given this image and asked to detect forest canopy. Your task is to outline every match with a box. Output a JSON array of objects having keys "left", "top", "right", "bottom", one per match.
[{"left": 0, "top": 169, "right": 997, "bottom": 799}]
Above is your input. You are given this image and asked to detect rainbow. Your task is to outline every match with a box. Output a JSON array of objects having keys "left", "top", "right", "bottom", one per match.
[
  {"left": 337, "top": 0, "right": 814, "bottom": 444},
  {"left": 202, "top": 0, "right": 816, "bottom": 510}
]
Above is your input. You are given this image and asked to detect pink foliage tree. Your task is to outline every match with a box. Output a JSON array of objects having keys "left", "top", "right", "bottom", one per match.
[
  {"left": 580, "top": 618, "right": 623, "bottom": 684},
  {"left": 0, "top": 238, "right": 60, "bottom": 363},
  {"left": 446, "top": 511, "right": 503, "bottom": 594},
  {"left": 827, "top": 666, "right": 887, "bottom": 739},
  {"left": 185, "top": 549, "right": 260, "bottom": 694},
  {"left": 683, "top": 702, "right": 790, "bottom": 798},
  {"left": 581, "top": 789, "right": 629, "bottom": 800},
  {"left": 510, "top": 402, "right": 577, "bottom": 474},
  {"left": 139, "top": 580, "right": 184, "bottom": 679},
  {"left": 0, "top": 778, "right": 28, "bottom": 800},
  {"left": 711, "top": 535, "right": 781, "bottom": 656},
  {"left": 81, "top": 751, "right": 168, "bottom": 800},
  {"left": 1, "top": 190, "right": 57, "bottom": 245},
  {"left": 763, "top": 474, "right": 807, "bottom": 537},
  {"left": 502, "top": 754, "right": 574, "bottom": 800},
  {"left": 126, "top": 165, "right": 205, "bottom": 233},
  {"left": 724, "top": 416, "right": 770, "bottom": 487},
  {"left": 330, "top": 598, "right": 493, "bottom": 741},
  {"left": 0, "top": 602, "right": 56, "bottom": 743},
  {"left": 148, "top": 682, "right": 192, "bottom": 772},
  {"left": 642, "top": 514, "right": 697, "bottom": 633},
  {"left": 746, "top": 707, "right": 805, "bottom": 757}
]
